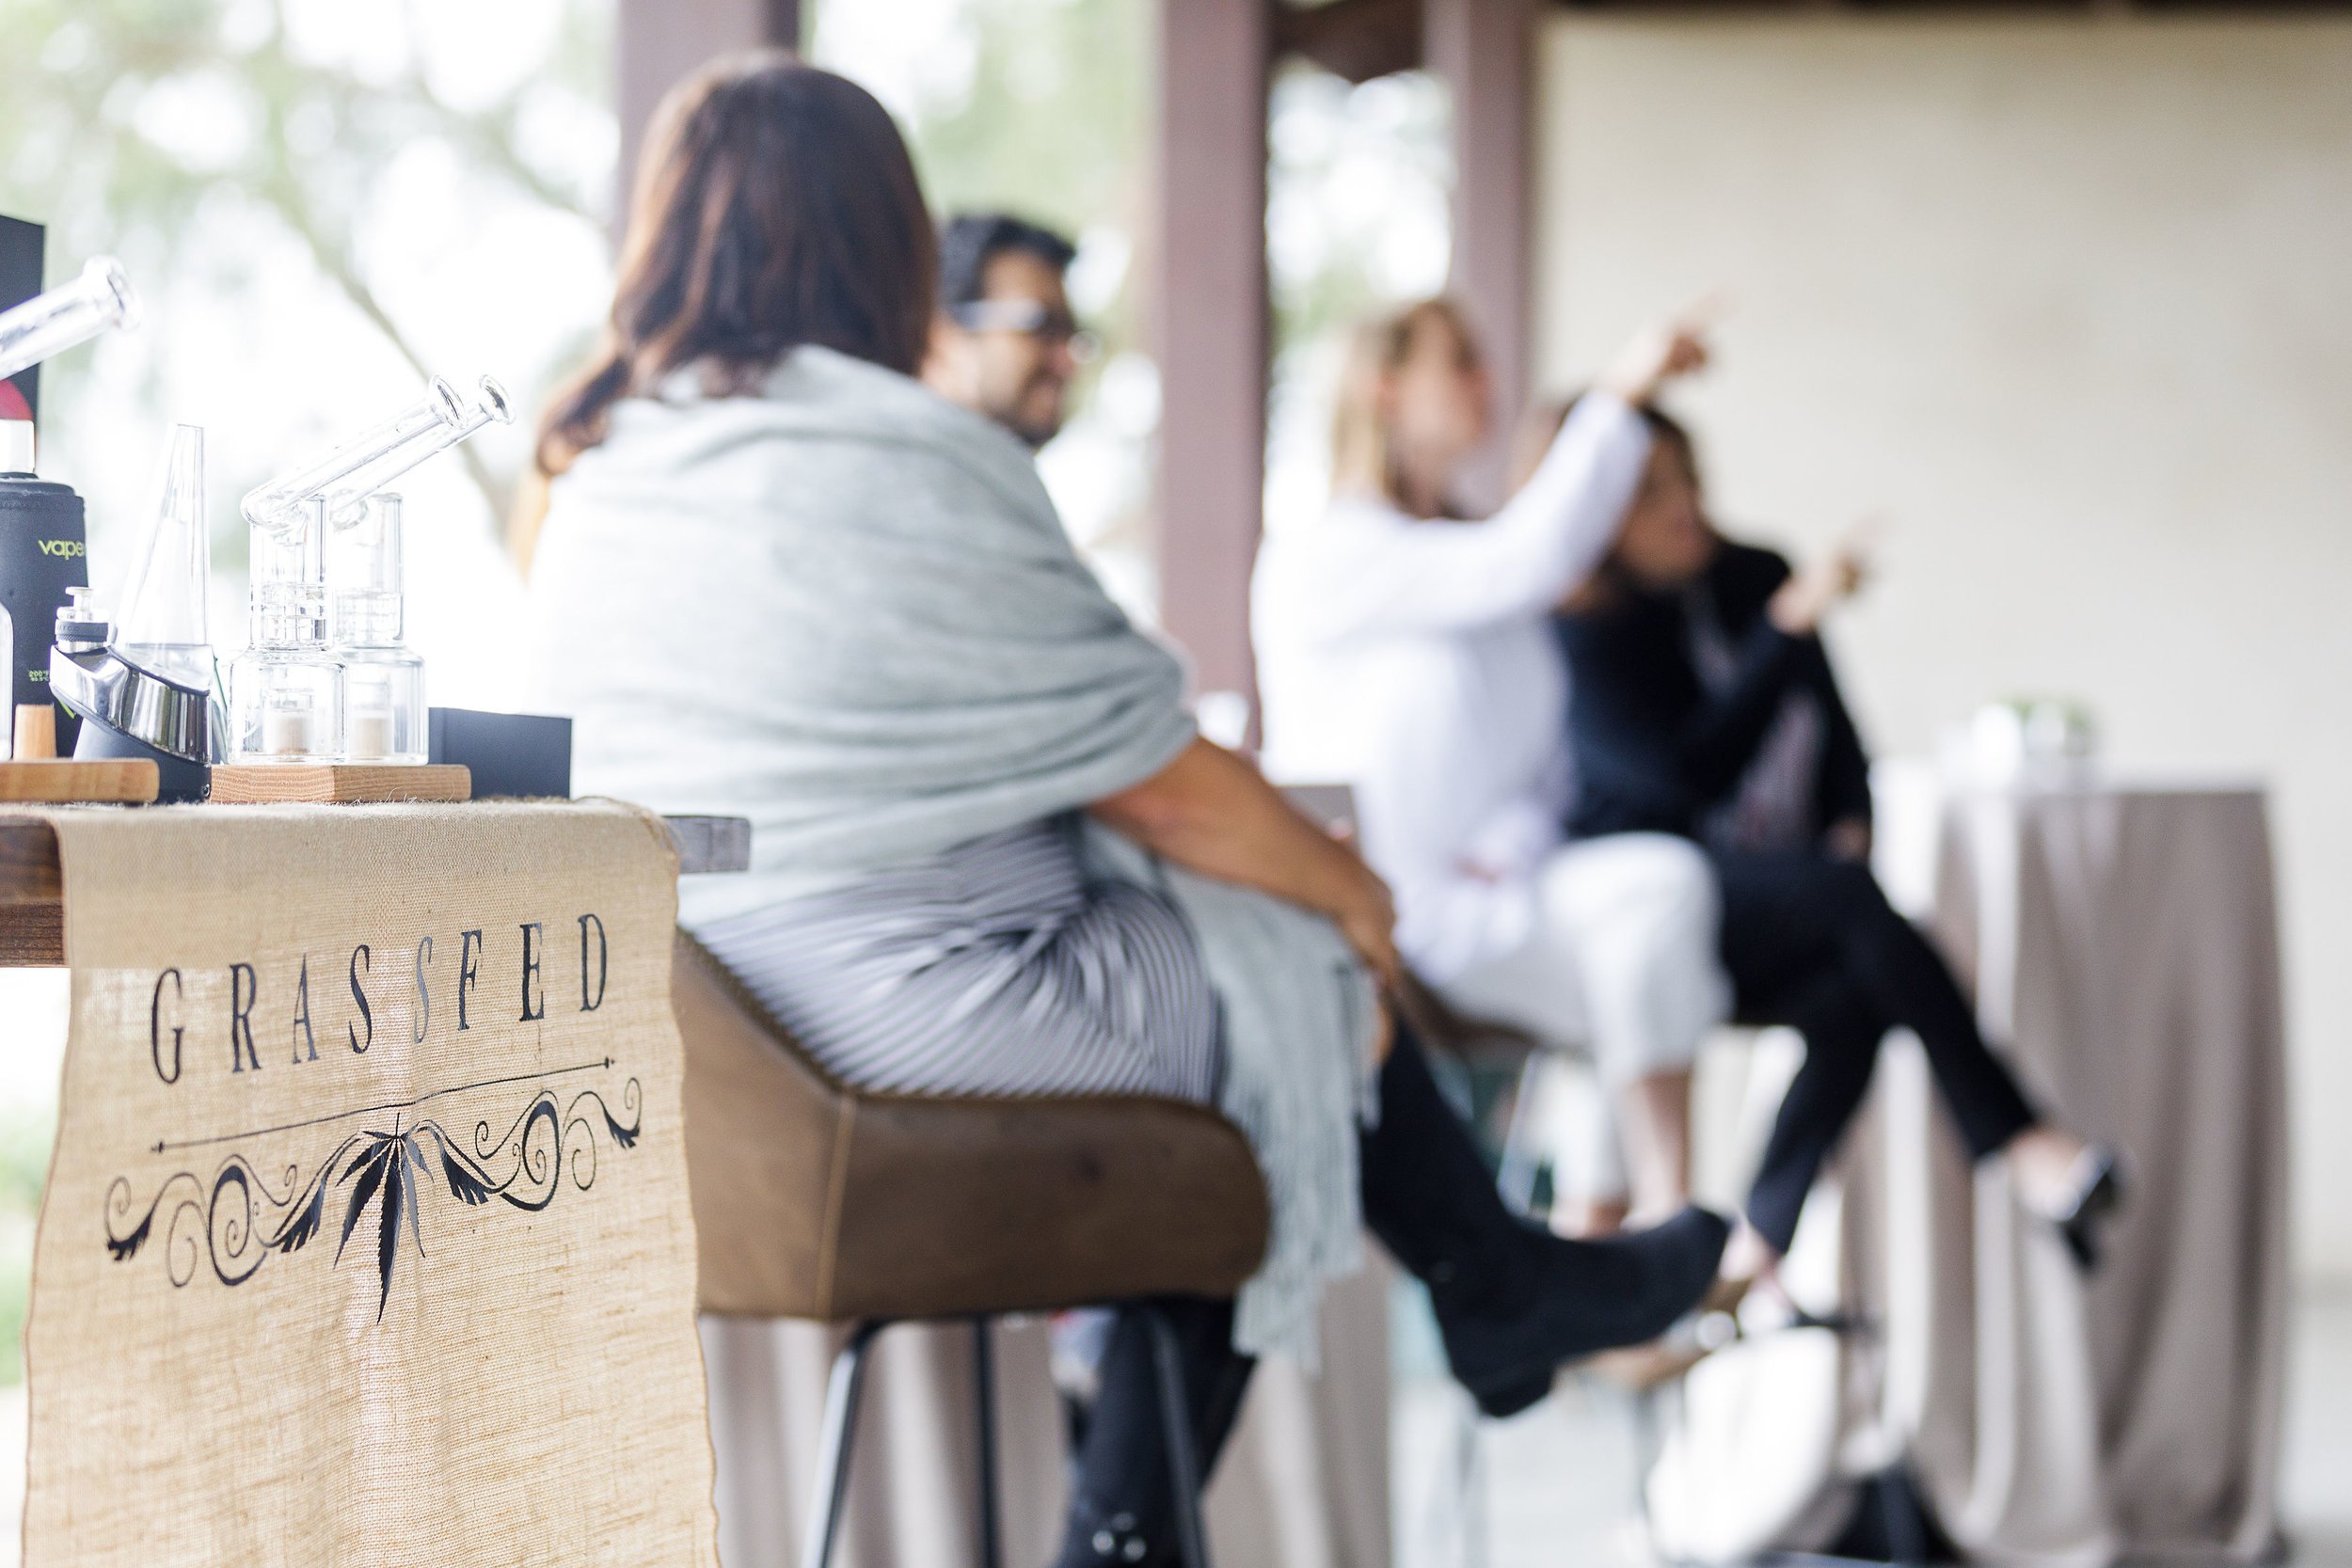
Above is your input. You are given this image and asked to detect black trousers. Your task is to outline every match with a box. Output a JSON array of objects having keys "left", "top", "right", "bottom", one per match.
[
  {"left": 1717, "top": 848, "right": 2040, "bottom": 1253},
  {"left": 1055, "top": 1029, "right": 1526, "bottom": 1567}
]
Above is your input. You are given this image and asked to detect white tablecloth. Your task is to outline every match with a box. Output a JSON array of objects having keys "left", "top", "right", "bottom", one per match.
[{"left": 1653, "top": 772, "right": 2288, "bottom": 1565}]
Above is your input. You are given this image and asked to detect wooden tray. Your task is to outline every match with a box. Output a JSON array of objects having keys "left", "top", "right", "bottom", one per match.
[
  {"left": 207, "top": 764, "right": 472, "bottom": 804},
  {"left": 0, "top": 759, "right": 160, "bottom": 804}
]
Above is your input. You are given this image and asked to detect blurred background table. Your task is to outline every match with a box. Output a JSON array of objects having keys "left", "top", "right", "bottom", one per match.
[{"left": 1866, "top": 767, "right": 2289, "bottom": 1564}]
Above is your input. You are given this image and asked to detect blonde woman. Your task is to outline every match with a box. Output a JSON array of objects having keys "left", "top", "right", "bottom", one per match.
[{"left": 1254, "top": 300, "right": 1725, "bottom": 1228}]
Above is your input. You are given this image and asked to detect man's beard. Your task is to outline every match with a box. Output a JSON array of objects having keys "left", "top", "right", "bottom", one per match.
[{"left": 993, "top": 373, "right": 1066, "bottom": 450}]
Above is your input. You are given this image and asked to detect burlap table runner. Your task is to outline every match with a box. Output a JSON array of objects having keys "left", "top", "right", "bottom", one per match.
[{"left": 21, "top": 800, "right": 718, "bottom": 1566}]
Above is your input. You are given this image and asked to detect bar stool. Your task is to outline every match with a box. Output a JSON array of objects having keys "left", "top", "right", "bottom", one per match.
[{"left": 671, "top": 935, "right": 1272, "bottom": 1568}]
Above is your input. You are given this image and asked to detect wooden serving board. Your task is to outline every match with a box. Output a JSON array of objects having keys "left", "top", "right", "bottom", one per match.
[
  {"left": 207, "top": 764, "right": 472, "bottom": 804},
  {"left": 0, "top": 760, "right": 160, "bottom": 803}
]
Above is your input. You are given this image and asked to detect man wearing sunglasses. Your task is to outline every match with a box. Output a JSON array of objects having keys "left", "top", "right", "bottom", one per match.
[{"left": 927, "top": 212, "right": 1098, "bottom": 449}]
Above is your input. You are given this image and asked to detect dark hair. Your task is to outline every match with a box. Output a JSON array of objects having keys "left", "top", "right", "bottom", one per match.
[
  {"left": 536, "top": 54, "right": 937, "bottom": 475},
  {"left": 1512, "top": 393, "right": 1697, "bottom": 495},
  {"left": 1527, "top": 394, "right": 1708, "bottom": 615},
  {"left": 937, "top": 213, "right": 1077, "bottom": 309},
  {"left": 1633, "top": 401, "right": 1697, "bottom": 481}
]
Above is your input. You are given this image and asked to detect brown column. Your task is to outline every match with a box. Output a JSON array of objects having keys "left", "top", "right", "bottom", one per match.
[
  {"left": 614, "top": 0, "right": 803, "bottom": 235},
  {"left": 1426, "top": 0, "right": 1534, "bottom": 514},
  {"left": 1152, "top": 0, "right": 1271, "bottom": 705}
]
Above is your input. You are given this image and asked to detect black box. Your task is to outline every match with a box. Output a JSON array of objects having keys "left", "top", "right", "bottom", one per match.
[
  {"left": 427, "top": 707, "right": 572, "bottom": 800},
  {"left": 1, "top": 214, "right": 43, "bottom": 425}
]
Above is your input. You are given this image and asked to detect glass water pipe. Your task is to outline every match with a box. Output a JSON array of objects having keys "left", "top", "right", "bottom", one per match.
[
  {"left": 230, "top": 375, "right": 511, "bottom": 763},
  {"left": 0, "top": 257, "right": 140, "bottom": 384}
]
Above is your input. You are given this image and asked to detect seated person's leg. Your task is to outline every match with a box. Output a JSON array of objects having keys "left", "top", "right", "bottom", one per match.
[
  {"left": 1756, "top": 855, "right": 2118, "bottom": 1253},
  {"left": 1709, "top": 849, "right": 1899, "bottom": 1266},
  {"left": 1359, "top": 1022, "right": 1729, "bottom": 1418},
  {"left": 1057, "top": 1021, "right": 1733, "bottom": 1549},
  {"left": 1804, "top": 858, "right": 2041, "bottom": 1159},
  {"left": 1056, "top": 1297, "right": 1252, "bottom": 1568},
  {"left": 1539, "top": 1066, "right": 1632, "bottom": 1236},
  {"left": 1542, "top": 832, "right": 1728, "bottom": 1219},
  {"left": 1739, "top": 971, "right": 1887, "bottom": 1259}
]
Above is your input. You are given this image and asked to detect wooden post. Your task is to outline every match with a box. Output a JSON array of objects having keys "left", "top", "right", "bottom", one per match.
[
  {"left": 1426, "top": 0, "right": 1534, "bottom": 515},
  {"left": 1152, "top": 0, "right": 1272, "bottom": 708},
  {"left": 614, "top": 0, "right": 803, "bottom": 239}
]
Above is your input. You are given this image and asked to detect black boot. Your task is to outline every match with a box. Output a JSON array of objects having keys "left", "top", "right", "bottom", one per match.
[{"left": 1360, "top": 1032, "right": 1731, "bottom": 1418}]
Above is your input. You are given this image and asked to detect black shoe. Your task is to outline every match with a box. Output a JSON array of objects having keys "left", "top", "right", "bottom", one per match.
[
  {"left": 1434, "top": 1207, "right": 1732, "bottom": 1418},
  {"left": 2051, "top": 1147, "right": 2125, "bottom": 1272}
]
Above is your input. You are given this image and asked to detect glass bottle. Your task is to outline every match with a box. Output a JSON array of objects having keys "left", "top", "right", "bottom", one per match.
[
  {"left": 228, "top": 496, "right": 338, "bottom": 762},
  {"left": 330, "top": 494, "right": 426, "bottom": 763}
]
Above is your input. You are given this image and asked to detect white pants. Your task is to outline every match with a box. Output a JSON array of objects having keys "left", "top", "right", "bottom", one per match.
[{"left": 1439, "top": 832, "right": 1728, "bottom": 1200}]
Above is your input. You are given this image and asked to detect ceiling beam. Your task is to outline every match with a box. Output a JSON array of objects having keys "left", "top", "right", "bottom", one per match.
[{"left": 1271, "top": 0, "right": 1425, "bottom": 83}]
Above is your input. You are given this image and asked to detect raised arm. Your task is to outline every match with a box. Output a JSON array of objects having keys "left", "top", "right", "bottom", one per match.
[
  {"left": 1311, "top": 392, "right": 1653, "bottom": 632},
  {"left": 1298, "top": 317, "right": 1714, "bottom": 638}
]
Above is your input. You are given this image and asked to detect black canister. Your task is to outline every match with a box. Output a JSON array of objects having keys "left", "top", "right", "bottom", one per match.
[{"left": 0, "top": 470, "right": 87, "bottom": 750}]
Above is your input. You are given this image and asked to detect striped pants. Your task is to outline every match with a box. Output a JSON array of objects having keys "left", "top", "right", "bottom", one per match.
[{"left": 694, "top": 816, "right": 1223, "bottom": 1103}]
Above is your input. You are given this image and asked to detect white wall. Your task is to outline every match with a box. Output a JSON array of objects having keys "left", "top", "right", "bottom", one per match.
[{"left": 1533, "top": 18, "right": 2352, "bottom": 1279}]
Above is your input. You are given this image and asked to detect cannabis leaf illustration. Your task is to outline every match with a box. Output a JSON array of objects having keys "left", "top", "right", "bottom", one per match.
[
  {"left": 335, "top": 1123, "right": 430, "bottom": 1321},
  {"left": 106, "top": 1075, "right": 643, "bottom": 1307},
  {"left": 276, "top": 1175, "right": 329, "bottom": 1255}
]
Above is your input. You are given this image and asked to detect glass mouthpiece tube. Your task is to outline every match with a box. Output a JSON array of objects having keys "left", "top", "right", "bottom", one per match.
[
  {"left": 312, "top": 374, "right": 515, "bottom": 529},
  {"left": 0, "top": 256, "right": 141, "bottom": 384},
  {"left": 240, "top": 376, "right": 468, "bottom": 537}
]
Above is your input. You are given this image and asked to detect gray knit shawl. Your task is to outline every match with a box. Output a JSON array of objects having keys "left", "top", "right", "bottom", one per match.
[{"left": 527, "top": 346, "right": 1375, "bottom": 1361}]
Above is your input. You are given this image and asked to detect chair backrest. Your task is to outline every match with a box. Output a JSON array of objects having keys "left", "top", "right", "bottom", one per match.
[{"left": 672, "top": 935, "right": 1273, "bottom": 1323}]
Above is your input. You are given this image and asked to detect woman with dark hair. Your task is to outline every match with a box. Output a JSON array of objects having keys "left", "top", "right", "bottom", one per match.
[
  {"left": 525, "top": 55, "right": 1726, "bottom": 1564},
  {"left": 1542, "top": 400, "right": 2122, "bottom": 1291}
]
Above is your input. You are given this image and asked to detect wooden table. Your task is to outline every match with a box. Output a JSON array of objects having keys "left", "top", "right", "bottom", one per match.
[{"left": 0, "top": 813, "right": 752, "bottom": 967}]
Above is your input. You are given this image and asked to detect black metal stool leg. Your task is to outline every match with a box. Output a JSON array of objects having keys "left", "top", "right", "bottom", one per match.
[
  {"left": 972, "top": 1317, "right": 1003, "bottom": 1568},
  {"left": 1140, "top": 1304, "right": 1212, "bottom": 1568},
  {"left": 803, "top": 1319, "right": 889, "bottom": 1568}
]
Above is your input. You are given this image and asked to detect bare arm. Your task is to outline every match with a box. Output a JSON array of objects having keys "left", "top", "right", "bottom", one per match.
[{"left": 1090, "top": 736, "right": 1401, "bottom": 992}]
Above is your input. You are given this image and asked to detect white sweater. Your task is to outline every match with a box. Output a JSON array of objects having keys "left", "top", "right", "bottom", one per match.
[{"left": 1252, "top": 392, "right": 1653, "bottom": 982}]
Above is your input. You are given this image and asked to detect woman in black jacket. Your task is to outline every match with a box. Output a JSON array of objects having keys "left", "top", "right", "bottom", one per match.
[{"left": 1546, "top": 404, "right": 2120, "bottom": 1289}]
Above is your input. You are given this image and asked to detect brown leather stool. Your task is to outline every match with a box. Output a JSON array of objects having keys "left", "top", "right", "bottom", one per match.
[{"left": 673, "top": 935, "right": 1272, "bottom": 1568}]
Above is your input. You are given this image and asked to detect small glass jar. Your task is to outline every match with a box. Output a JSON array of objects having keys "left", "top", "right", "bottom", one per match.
[{"left": 232, "top": 647, "right": 340, "bottom": 760}]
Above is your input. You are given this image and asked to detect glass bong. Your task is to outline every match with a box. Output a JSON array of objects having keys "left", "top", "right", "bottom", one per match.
[{"left": 229, "top": 374, "right": 511, "bottom": 764}]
